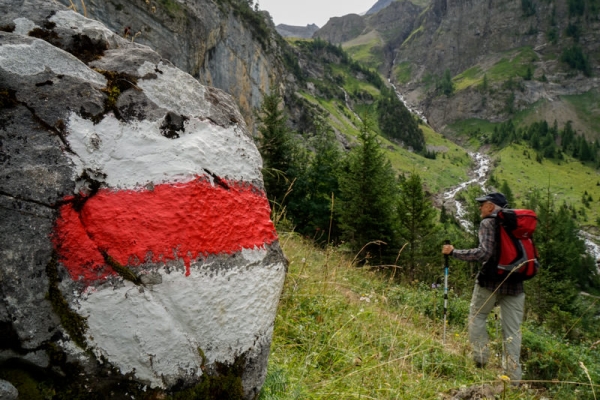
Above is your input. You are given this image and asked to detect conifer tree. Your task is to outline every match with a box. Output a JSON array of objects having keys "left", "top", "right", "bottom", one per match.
[
  {"left": 377, "top": 88, "right": 425, "bottom": 152},
  {"left": 337, "top": 117, "right": 397, "bottom": 260},
  {"left": 289, "top": 118, "right": 342, "bottom": 241},
  {"left": 396, "top": 172, "right": 439, "bottom": 281},
  {"left": 256, "top": 92, "right": 305, "bottom": 211},
  {"left": 500, "top": 180, "right": 515, "bottom": 208}
]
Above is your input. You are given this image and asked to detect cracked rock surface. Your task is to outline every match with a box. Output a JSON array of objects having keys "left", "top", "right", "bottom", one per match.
[{"left": 0, "top": 1, "right": 286, "bottom": 398}]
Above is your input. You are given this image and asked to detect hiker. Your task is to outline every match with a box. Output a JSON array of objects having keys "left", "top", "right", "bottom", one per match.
[{"left": 442, "top": 192, "right": 525, "bottom": 383}]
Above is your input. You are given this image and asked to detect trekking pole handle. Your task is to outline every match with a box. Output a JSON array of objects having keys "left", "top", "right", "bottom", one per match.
[{"left": 444, "top": 239, "right": 450, "bottom": 265}]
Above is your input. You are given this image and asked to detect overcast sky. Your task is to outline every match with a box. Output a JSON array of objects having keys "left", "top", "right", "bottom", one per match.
[{"left": 258, "top": 0, "right": 377, "bottom": 28}]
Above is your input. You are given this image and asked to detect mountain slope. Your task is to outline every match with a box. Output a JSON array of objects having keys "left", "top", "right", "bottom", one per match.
[
  {"left": 276, "top": 23, "right": 319, "bottom": 38},
  {"left": 318, "top": 0, "right": 600, "bottom": 139}
]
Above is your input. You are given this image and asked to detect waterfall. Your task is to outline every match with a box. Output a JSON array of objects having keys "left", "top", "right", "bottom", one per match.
[{"left": 388, "top": 79, "right": 428, "bottom": 124}]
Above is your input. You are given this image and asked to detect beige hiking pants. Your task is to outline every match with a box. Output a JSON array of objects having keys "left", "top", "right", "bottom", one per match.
[{"left": 469, "top": 284, "right": 525, "bottom": 381}]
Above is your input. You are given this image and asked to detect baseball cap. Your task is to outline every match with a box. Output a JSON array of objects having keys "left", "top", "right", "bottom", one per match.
[{"left": 475, "top": 192, "right": 508, "bottom": 208}]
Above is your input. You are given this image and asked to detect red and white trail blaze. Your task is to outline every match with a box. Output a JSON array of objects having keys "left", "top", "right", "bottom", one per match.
[
  {"left": 54, "top": 177, "right": 277, "bottom": 281},
  {"left": 49, "top": 61, "right": 286, "bottom": 388}
]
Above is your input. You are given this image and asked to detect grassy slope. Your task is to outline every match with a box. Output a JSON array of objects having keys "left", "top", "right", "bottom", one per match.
[
  {"left": 445, "top": 115, "right": 600, "bottom": 224},
  {"left": 300, "top": 90, "right": 471, "bottom": 194},
  {"left": 342, "top": 31, "right": 385, "bottom": 70},
  {"left": 492, "top": 144, "right": 600, "bottom": 224},
  {"left": 260, "top": 234, "right": 599, "bottom": 399}
]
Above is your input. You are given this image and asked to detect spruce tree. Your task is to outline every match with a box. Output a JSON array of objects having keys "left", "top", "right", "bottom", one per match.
[
  {"left": 337, "top": 118, "right": 397, "bottom": 260},
  {"left": 396, "top": 172, "right": 439, "bottom": 281},
  {"left": 377, "top": 88, "right": 425, "bottom": 152},
  {"left": 256, "top": 92, "right": 305, "bottom": 212},
  {"left": 500, "top": 180, "right": 515, "bottom": 208},
  {"left": 289, "top": 118, "right": 342, "bottom": 241}
]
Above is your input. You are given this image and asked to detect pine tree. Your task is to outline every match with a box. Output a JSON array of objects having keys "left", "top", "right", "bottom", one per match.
[
  {"left": 337, "top": 118, "right": 398, "bottom": 260},
  {"left": 396, "top": 172, "right": 439, "bottom": 281}
]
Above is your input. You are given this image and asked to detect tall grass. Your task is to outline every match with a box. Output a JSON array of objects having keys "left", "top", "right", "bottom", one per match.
[{"left": 259, "top": 233, "right": 600, "bottom": 399}]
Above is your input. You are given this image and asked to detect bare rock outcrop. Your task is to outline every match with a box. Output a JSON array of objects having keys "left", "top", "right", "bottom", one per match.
[
  {"left": 0, "top": 1, "right": 286, "bottom": 398},
  {"left": 54, "top": 0, "right": 286, "bottom": 130}
]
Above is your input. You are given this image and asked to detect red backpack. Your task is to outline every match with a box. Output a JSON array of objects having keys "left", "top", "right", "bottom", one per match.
[{"left": 494, "top": 209, "right": 539, "bottom": 281}]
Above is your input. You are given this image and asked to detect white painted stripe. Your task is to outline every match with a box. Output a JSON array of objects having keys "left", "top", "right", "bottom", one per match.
[
  {"left": 76, "top": 248, "right": 286, "bottom": 388},
  {"left": 0, "top": 40, "right": 107, "bottom": 86},
  {"left": 66, "top": 112, "right": 263, "bottom": 188}
]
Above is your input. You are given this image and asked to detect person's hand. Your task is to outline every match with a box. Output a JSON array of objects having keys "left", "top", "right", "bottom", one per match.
[{"left": 442, "top": 244, "right": 454, "bottom": 255}]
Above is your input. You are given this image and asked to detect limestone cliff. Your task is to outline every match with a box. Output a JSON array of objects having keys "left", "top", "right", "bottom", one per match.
[{"left": 55, "top": 0, "right": 288, "bottom": 130}]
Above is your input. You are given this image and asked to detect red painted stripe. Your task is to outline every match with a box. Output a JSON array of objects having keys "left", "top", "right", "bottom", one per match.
[{"left": 53, "top": 176, "right": 277, "bottom": 282}]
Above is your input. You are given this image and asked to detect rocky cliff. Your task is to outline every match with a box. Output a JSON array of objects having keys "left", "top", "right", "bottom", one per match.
[
  {"left": 54, "top": 0, "right": 287, "bottom": 130},
  {"left": 314, "top": 14, "right": 367, "bottom": 44},
  {"left": 319, "top": 0, "right": 600, "bottom": 135},
  {"left": 393, "top": 0, "right": 600, "bottom": 132},
  {"left": 0, "top": 1, "right": 286, "bottom": 398}
]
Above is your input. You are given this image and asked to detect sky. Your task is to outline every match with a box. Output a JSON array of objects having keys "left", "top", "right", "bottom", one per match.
[{"left": 258, "top": 0, "right": 377, "bottom": 28}]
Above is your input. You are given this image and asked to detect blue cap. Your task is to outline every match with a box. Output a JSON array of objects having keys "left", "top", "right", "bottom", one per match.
[{"left": 475, "top": 192, "right": 508, "bottom": 208}]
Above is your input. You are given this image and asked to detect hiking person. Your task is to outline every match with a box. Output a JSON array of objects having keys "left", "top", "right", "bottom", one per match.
[{"left": 442, "top": 192, "right": 525, "bottom": 383}]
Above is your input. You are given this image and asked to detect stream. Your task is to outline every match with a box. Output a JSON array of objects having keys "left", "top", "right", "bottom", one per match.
[
  {"left": 387, "top": 77, "right": 600, "bottom": 266},
  {"left": 389, "top": 80, "right": 428, "bottom": 124},
  {"left": 442, "top": 153, "right": 491, "bottom": 232}
]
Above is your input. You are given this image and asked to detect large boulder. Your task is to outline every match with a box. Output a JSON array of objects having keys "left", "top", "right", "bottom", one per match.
[{"left": 0, "top": 1, "right": 286, "bottom": 398}]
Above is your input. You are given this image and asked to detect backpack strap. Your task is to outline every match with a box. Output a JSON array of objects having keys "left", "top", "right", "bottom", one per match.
[{"left": 479, "top": 215, "right": 500, "bottom": 283}]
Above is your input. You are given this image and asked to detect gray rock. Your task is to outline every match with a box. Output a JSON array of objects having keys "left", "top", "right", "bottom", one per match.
[
  {"left": 52, "top": 0, "right": 286, "bottom": 131},
  {"left": 0, "top": 379, "right": 18, "bottom": 400},
  {"left": 0, "top": 1, "right": 286, "bottom": 398}
]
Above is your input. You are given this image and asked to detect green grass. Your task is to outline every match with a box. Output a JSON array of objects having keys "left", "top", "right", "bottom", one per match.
[
  {"left": 445, "top": 115, "right": 600, "bottom": 225},
  {"left": 382, "top": 124, "right": 471, "bottom": 193},
  {"left": 393, "top": 61, "right": 412, "bottom": 85},
  {"left": 450, "top": 47, "right": 538, "bottom": 92},
  {"left": 487, "top": 46, "right": 538, "bottom": 83},
  {"left": 298, "top": 91, "right": 472, "bottom": 194},
  {"left": 260, "top": 233, "right": 600, "bottom": 399},
  {"left": 454, "top": 65, "right": 484, "bottom": 91},
  {"left": 561, "top": 90, "right": 600, "bottom": 140},
  {"left": 342, "top": 31, "right": 384, "bottom": 68},
  {"left": 330, "top": 65, "right": 382, "bottom": 98},
  {"left": 492, "top": 143, "right": 600, "bottom": 224},
  {"left": 402, "top": 24, "right": 424, "bottom": 46}
]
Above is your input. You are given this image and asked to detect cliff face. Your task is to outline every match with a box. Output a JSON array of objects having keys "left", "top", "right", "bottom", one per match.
[
  {"left": 314, "top": 14, "right": 367, "bottom": 44},
  {"left": 393, "top": 0, "right": 600, "bottom": 131},
  {"left": 56, "top": 0, "right": 286, "bottom": 129},
  {"left": 315, "top": 0, "right": 600, "bottom": 134}
]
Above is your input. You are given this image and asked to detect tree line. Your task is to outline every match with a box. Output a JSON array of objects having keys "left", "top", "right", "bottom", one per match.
[
  {"left": 256, "top": 93, "right": 439, "bottom": 280},
  {"left": 490, "top": 119, "right": 600, "bottom": 166},
  {"left": 255, "top": 93, "right": 600, "bottom": 338}
]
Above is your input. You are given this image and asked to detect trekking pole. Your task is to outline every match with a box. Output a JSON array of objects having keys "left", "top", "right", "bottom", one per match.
[{"left": 443, "top": 239, "right": 450, "bottom": 345}]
